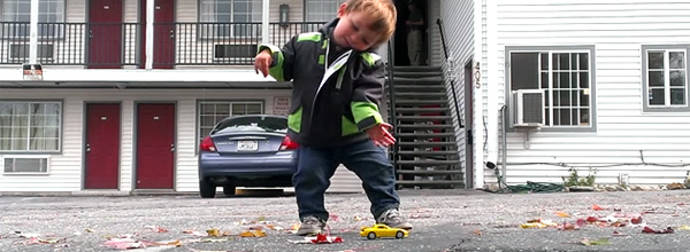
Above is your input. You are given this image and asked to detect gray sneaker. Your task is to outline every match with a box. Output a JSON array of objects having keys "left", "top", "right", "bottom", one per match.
[
  {"left": 377, "top": 208, "right": 413, "bottom": 230},
  {"left": 296, "top": 216, "right": 326, "bottom": 236}
]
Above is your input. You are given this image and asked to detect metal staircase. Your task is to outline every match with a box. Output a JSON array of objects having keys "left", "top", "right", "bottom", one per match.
[{"left": 387, "top": 65, "right": 464, "bottom": 189}]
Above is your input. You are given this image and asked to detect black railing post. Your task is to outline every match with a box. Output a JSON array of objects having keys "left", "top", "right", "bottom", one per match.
[
  {"left": 386, "top": 39, "right": 398, "bottom": 178},
  {"left": 436, "top": 18, "right": 464, "bottom": 128}
]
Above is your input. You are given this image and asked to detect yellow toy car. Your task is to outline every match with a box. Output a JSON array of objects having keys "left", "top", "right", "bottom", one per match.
[{"left": 360, "top": 224, "right": 409, "bottom": 239}]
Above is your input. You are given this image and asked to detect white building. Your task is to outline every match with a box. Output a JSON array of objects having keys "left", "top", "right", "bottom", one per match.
[
  {"left": 0, "top": 0, "right": 368, "bottom": 194},
  {"left": 437, "top": 0, "right": 690, "bottom": 188}
]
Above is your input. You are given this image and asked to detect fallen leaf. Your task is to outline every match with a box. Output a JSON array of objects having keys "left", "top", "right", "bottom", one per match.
[
  {"left": 239, "top": 230, "right": 266, "bottom": 237},
  {"left": 678, "top": 225, "right": 690, "bottom": 231},
  {"left": 586, "top": 216, "right": 598, "bottom": 222},
  {"left": 631, "top": 216, "right": 643, "bottom": 224},
  {"left": 329, "top": 214, "right": 339, "bottom": 222},
  {"left": 555, "top": 211, "right": 570, "bottom": 218},
  {"left": 576, "top": 218, "right": 586, "bottom": 227},
  {"left": 103, "top": 237, "right": 145, "bottom": 250},
  {"left": 592, "top": 204, "right": 605, "bottom": 211},
  {"left": 642, "top": 226, "right": 674, "bottom": 234},
  {"left": 472, "top": 229, "right": 482, "bottom": 236},
  {"left": 353, "top": 215, "right": 362, "bottom": 222},
  {"left": 580, "top": 237, "right": 610, "bottom": 246},
  {"left": 145, "top": 225, "right": 168, "bottom": 233},
  {"left": 310, "top": 233, "right": 343, "bottom": 244},
  {"left": 182, "top": 230, "right": 207, "bottom": 237},
  {"left": 612, "top": 231, "right": 627, "bottom": 236},
  {"left": 206, "top": 228, "right": 221, "bottom": 237}
]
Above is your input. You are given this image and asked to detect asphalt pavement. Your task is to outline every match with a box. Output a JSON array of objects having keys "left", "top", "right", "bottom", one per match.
[{"left": 1, "top": 189, "right": 690, "bottom": 251}]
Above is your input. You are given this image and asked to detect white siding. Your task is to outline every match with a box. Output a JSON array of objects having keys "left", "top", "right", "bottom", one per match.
[
  {"left": 0, "top": 88, "right": 362, "bottom": 193},
  {"left": 439, "top": 0, "right": 475, "bottom": 187},
  {"left": 492, "top": 0, "right": 690, "bottom": 186}
]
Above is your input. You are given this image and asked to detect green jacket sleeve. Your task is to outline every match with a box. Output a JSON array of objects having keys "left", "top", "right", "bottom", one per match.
[
  {"left": 351, "top": 53, "right": 385, "bottom": 131},
  {"left": 257, "top": 36, "right": 297, "bottom": 82}
]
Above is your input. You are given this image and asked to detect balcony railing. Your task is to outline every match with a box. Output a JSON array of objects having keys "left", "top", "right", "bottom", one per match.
[
  {"left": 0, "top": 22, "right": 139, "bottom": 66},
  {"left": 0, "top": 22, "right": 324, "bottom": 67}
]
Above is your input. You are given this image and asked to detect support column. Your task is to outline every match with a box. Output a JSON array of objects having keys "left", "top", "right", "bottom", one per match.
[
  {"left": 29, "top": 0, "right": 39, "bottom": 64},
  {"left": 145, "top": 0, "right": 154, "bottom": 69},
  {"left": 472, "top": 0, "right": 485, "bottom": 189},
  {"left": 261, "top": 0, "right": 270, "bottom": 44}
]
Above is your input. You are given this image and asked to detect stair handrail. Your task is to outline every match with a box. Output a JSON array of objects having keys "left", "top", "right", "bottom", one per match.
[
  {"left": 436, "top": 18, "right": 464, "bottom": 128},
  {"left": 386, "top": 39, "right": 399, "bottom": 172}
]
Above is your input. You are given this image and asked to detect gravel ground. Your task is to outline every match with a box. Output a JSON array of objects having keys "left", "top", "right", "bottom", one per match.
[{"left": 1, "top": 190, "right": 690, "bottom": 251}]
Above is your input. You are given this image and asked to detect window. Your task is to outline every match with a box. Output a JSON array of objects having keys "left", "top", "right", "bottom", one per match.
[
  {"left": 506, "top": 46, "right": 596, "bottom": 131},
  {"left": 199, "top": 0, "right": 261, "bottom": 38},
  {"left": 197, "top": 101, "right": 263, "bottom": 142},
  {"left": 642, "top": 45, "right": 690, "bottom": 112},
  {"left": 3, "top": 157, "right": 48, "bottom": 173},
  {"left": 0, "top": 101, "right": 61, "bottom": 152},
  {"left": 305, "top": 0, "right": 339, "bottom": 22},
  {"left": 0, "top": 0, "right": 65, "bottom": 37}
]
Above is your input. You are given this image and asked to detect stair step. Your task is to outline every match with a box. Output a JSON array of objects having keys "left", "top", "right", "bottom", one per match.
[
  {"left": 395, "top": 180, "right": 465, "bottom": 186},
  {"left": 397, "top": 141, "right": 457, "bottom": 147},
  {"left": 395, "top": 169, "right": 463, "bottom": 175},
  {"left": 397, "top": 132, "right": 455, "bottom": 138},
  {"left": 393, "top": 77, "right": 444, "bottom": 85},
  {"left": 396, "top": 160, "right": 460, "bottom": 166},
  {"left": 395, "top": 107, "right": 450, "bottom": 113},
  {"left": 393, "top": 72, "right": 442, "bottom": 78},
  {"left": 392, "top": 85, "right": 445, "bottom": 91},
  {"left": 397, "top": 115, "right": 451, "bottom": 121},
  {"left": 393, "top": 66, "right": 442, "bottom": 72},
  {"left": 397, "top": 150, "right": 459, "bottom": 156},
  {"left": 396, "top": 124, "right": 454, "bottom": 129},
  {"left": 395, "top": 92, "right": 447, "bottom": 98},
  {"left": 395, "top": 99, "right": 448, "bottom": 105}
]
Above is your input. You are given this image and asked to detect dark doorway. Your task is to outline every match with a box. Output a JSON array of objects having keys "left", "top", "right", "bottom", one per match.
[{"left": 393, "top": 0, "right": 427, "bottom": 66}]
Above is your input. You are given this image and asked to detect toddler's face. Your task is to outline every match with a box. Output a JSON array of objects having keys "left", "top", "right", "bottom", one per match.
[{"left": 333, "top": 8, "right": 382, "bottom": 51}]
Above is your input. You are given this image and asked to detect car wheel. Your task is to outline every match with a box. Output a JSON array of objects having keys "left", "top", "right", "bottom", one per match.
[
  {"left": 367, "top": 232, "right": 376, "bottom": 240},
  {"left": 223, "top": 185, "right": 236, "bottom": 196},
  {"left": 199, "top": 178, "right": 216, "bottom": 198},
  {"left": 395, "top": 231, "right": 404, "bottom": 239}
]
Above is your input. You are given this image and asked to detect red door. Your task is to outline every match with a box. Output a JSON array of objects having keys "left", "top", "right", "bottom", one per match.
[
  {"left": 88, "top": 0, "right": 123, "bottom": 69},
  {"left": 85, "top": 104, "right": 120, "bottom": 189},
  {"left": 136, "top": 103, "right": 175, "bottom": 189},
  {"left": 140, "top": 0, "right": 175, "bottom": 69}
]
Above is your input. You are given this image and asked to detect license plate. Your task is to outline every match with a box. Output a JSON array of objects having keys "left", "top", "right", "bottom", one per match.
[{"left": 237, "top": 140, "right": 258, "bottom": 151}]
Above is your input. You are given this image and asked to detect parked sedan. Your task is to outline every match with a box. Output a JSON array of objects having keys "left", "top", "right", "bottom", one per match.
[{"left": 198, "top": 115, "right": 299, "bottom": 198}]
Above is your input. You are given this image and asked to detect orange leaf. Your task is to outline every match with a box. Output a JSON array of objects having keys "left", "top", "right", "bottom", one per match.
[
  {"left": 592, "top": 204, "right": 604, "bottom": 211},
  {"left": 555, "top": 211, "right": 570, "bottom": 218},
  {"left": 472, "top": 229, "right": 482, "bottom": 236}
]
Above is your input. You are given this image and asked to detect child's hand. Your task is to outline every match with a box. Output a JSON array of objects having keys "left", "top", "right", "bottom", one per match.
[
  {"left": 366, "top": 123, "right": 396, "bottom": 147},
  {"left": 254, "top": 49, "right": 272, "bottom": 77}
]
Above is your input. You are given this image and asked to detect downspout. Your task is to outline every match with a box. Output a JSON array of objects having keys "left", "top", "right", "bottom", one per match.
[{"left": 485, "top": 0, "right": 499, "bottom": 172}]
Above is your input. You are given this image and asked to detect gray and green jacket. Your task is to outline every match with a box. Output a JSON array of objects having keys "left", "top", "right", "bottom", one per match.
[{"left": 258, "top": 18, "right": 386, "bottom": 147}]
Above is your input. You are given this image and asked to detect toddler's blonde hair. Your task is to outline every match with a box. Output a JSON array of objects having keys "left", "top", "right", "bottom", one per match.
[{"left": 344, "top": 0, "right": 397, "bottom": 46}]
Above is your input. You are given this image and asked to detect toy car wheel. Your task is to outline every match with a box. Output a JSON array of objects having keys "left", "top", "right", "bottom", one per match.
[
  {"left": 395, "top": 231, "right": 404, "bottom": 239},
  {"left": 367, "top": 232, "right": 376, "bottom": 240},
  {"left": 223, "top": 185, "right": 236, "bottom": 196}
]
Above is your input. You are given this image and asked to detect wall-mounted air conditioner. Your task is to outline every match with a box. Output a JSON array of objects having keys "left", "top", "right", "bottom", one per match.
[{"left": 512, "top": 89, "right": 545, "bottom": 127}]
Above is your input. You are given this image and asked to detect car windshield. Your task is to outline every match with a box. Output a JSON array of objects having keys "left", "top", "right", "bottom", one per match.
[{"left": 212, "top": 116, "right": 287, "bottom": 134}]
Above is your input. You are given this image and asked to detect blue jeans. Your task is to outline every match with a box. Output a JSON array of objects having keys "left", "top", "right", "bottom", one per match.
[{"left": 293, "top": 139, "right": 400, "bottom": 222}]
